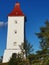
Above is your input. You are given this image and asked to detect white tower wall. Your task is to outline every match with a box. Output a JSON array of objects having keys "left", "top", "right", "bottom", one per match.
[
  {"left": 7, "top": 16, "right": 24, "bottom": 49},
  {"left": 3, "top": 16, "right": 24, "bottom": 63}
]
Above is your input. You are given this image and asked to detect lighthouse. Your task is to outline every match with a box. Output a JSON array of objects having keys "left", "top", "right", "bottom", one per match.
[{"left": 3, "top": 2, "right": 25, "bottom": 63}]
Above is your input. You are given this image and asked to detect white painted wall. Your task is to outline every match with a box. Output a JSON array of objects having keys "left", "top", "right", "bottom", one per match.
[
  {"left": 7, "top": 16, "right": 24, "bottom": 49},
  {"left": 3, "top": 16, "right": 25, "bottom": 63}
]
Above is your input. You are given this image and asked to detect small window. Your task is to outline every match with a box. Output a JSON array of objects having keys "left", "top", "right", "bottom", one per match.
[
  {"left": 15, "top": 20, "right": 17, "bottom": 23},
  {"left": 13, "top": 42, "right": 17, "bottom": 46},
  {"left": 15, "top": 30, "right": 17, "bottom": 34}
]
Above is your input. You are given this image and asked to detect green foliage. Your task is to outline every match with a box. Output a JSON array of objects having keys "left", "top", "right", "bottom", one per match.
[
  {"left": 8, "top": 58, "right": 16, "bottom": 65},
  {"left": 8, "top": 53, "right": 17, "bottom": 65},
  {"left": 8, "top": 53, "right": 30, "bottom": 65},
  {"left": 35, "top": 20, "right": 49, "bottom": 65},
  {"left": 36, "top": 20, "right": 49, "bottom": 49},
  {"left": 0, "top": 56, "right": 3, "bottom": 63},
  {"left": 27, "top": 54, "right": 36, "bottom": 63},
  {"left": 0, "top": 63, "right": 7, "bottom": 65},
  {"left": 20, "top": 40, "right": 33, "bottom": 57},
  {"left": 33, "top": 63, "right": 41, "bottom": 65},
  {"left": 17, "top": 59, "right": 30, "bottom": 65},
  {"left": 42, "top": 55, "right": 49, "bottom": 65}
]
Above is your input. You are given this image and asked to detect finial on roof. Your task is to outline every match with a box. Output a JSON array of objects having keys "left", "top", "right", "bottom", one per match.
[
  {"left": 15, "top": 2, "right": 20, "bottom": 6},
  {"left": 15, "top": 2, "right": 20, "bottom": 9}
]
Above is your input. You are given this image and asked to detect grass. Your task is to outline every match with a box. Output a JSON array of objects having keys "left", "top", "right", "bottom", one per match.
[{"left": 0, "top": 63, "right": 7, "bottom": 65}]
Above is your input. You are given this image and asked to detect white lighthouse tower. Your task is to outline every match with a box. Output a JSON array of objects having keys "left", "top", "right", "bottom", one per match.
[{"left": 3, "top": 2, "right": 25, "bottom": 63}]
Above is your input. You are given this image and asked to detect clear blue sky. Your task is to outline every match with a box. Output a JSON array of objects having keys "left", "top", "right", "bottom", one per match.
[{"left": 0, "top": 0, "right": 49, "bottom": 56}]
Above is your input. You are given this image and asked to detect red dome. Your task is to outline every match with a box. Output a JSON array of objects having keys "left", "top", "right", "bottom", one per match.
[{"left": 8, "top": 2, "right": 24, "bottom": 16}]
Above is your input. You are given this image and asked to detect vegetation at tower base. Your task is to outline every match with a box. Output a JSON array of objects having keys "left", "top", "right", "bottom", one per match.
[
  {"left": 8, "top": 53, "right": 30, "bottom": 65},
  {"left": 8, "top": 53, "right": 17, "bottom": 65},
  {"left": 0, "top": 56, "right": 3, "bottom": 63},
  {"left": 23, "top": 40, "right": 33, "bottom": 57}
]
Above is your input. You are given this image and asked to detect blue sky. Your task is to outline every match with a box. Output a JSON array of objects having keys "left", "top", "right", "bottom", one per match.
[{"left": 0, "top": 0, "right": 49, "bottom": 56}]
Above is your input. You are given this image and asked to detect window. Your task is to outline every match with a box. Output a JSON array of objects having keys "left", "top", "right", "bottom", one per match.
[
  {"left": 13, "top": 42, "right": 17, "bottom": 46},
  {"left": 15, "top": 20, "right": 17, "bottom": 23},
  {"left": 15, "top": 30, "right": 17, "bottom": 34}
]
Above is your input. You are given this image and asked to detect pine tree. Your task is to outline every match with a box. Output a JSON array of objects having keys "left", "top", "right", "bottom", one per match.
[
  {"left": 8, "top": 53, "right": 17, "bottom": 65},
  {"left": 19, "top": 40, "right": 33, "bottom": 58},
  {"left": 36, "top": 20, "right": 49, "bottom": 64},
  {"left": 36, "top": 20, "right": 49, "bottom": 50}
]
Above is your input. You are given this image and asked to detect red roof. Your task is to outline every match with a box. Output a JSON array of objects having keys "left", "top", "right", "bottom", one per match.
[{"left": 8, "top": 2, "right": 24, "bottom": 16}]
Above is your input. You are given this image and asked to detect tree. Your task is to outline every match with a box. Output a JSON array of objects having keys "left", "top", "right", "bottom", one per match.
[
  {"left": 20, "top": 40, "right": 33, "bottom": 58},
  {"left": 8, "top": 53, "right": 30, "bottom": 65},
  {"left": 0, "top": 56, "right": 3, "bottom": 63},
  {"left": 36, "top": 20, "right": 49, "bottom": 50},
  {"left": 24, "top": 40, "right": 33, "bottom": 57},
  {"left": 8, "top": 53, "right": 17, "bottom": 65},
  {"left": 36, "top": 20, "right": 49, "bottom": 64}
]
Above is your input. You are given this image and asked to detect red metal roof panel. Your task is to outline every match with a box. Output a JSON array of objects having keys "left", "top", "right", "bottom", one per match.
[{"left": 8, "top": 2, "right": 24, "bottom": 16}]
